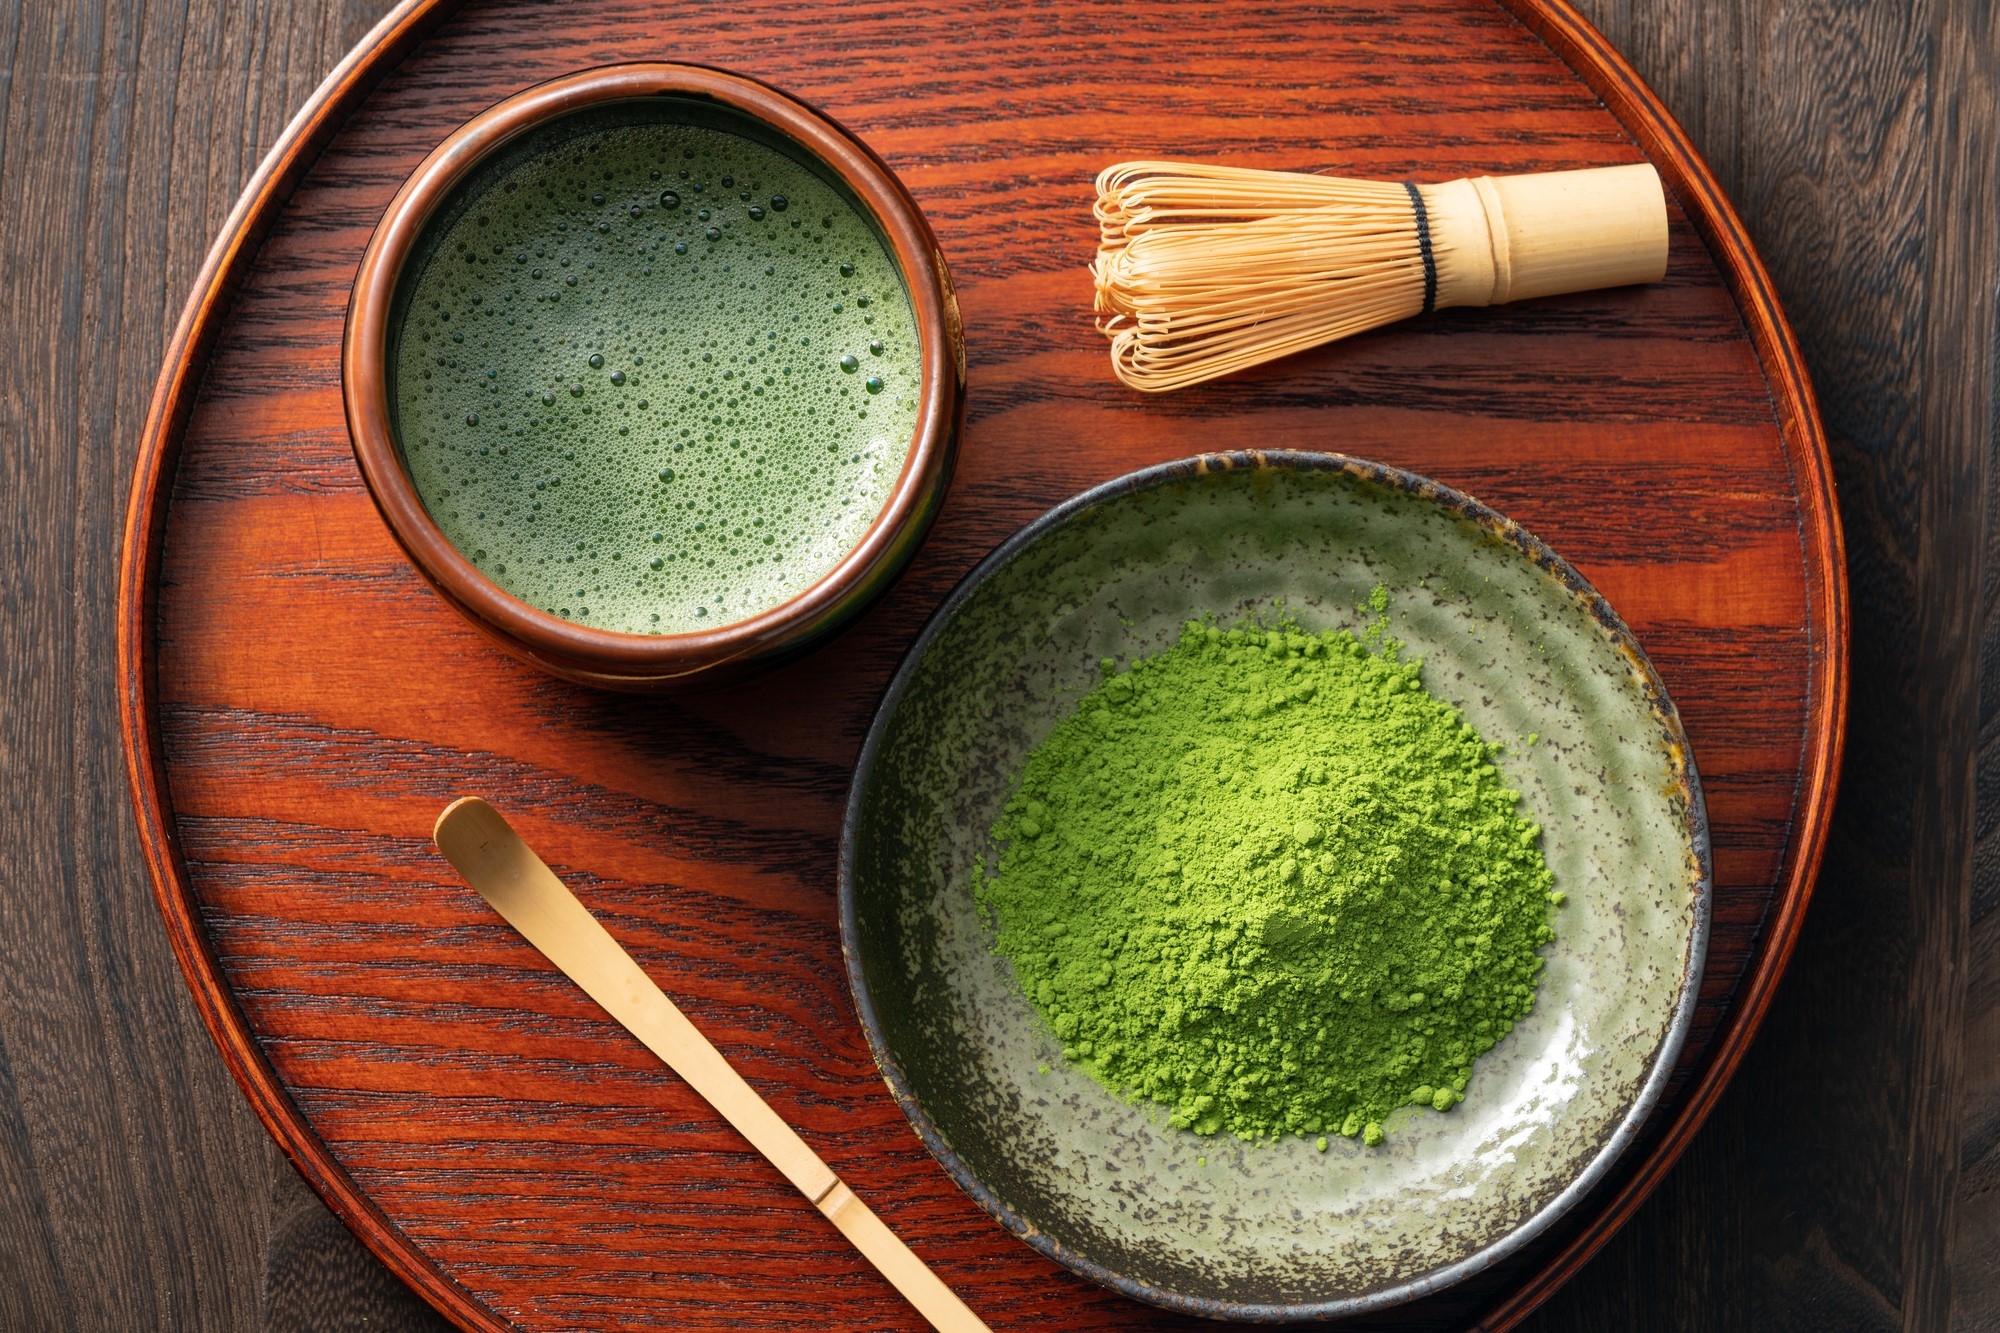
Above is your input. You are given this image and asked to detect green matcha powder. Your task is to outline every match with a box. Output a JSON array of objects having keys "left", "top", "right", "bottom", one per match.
[{"left": 978, "top": 604, "right": 1557, "bottom": 1147}]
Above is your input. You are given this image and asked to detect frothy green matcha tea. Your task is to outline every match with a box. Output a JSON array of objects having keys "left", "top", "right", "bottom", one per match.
[{"left": 391, "top": 108, "right": 921, "bottom": 633}]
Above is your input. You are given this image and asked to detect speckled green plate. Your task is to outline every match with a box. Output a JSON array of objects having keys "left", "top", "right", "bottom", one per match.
[{"left": 838, "top": 451, "right": 1709, "bottom": 1321}]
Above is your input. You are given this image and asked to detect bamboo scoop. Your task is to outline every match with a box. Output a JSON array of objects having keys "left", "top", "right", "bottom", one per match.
[
  {"left": 1092, "top": 159, "right": 1669, "bottom": 391},
  {"left": 432, "top": 797, "right": 991, "bottom": 1333}
]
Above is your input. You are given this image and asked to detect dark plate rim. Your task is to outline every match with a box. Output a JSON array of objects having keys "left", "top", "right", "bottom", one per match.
[{"left": 837, "top": 449, "right": 1713, "bottom": 1322}]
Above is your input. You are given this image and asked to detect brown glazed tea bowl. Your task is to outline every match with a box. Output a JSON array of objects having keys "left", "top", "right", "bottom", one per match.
[{"left": 344, "top": 63, "right": 964, "bottom": 690}]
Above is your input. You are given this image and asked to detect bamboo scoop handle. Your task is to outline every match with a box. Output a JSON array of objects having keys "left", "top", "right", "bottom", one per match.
[
  {"left": 1420, "top": 162, "right": 1668, "bottom": 308},
  {"left": 432, "top": 797, "right": 992, "bottom": 1333}
]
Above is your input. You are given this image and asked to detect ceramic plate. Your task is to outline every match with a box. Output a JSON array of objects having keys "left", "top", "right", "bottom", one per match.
[{"left": 839, "top": 451, "right": 1709, "bottom": 1320}]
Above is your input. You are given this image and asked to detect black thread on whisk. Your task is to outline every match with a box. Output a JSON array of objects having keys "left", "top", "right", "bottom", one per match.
[{"left": 1403, "top": 181, "right": 1438, "bottom": 315}]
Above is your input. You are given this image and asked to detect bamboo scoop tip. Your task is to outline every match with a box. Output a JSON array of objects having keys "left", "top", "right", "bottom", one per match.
[
  {"left": 433, "top": 794, "right": 493, "bottom": 844},
  {"left": 433, "top": 796, "right": 519, "bottom": 879}
]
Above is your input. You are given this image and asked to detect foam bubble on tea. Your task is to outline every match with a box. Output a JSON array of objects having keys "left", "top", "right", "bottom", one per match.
[{"left": 392, "top": 117, "right": 921, "bottom": 634}]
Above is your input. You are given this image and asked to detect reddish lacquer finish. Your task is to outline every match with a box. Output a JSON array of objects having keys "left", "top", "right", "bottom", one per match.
[{"left": 118, "top": 1, "right": 1845, "bottom": 1329}]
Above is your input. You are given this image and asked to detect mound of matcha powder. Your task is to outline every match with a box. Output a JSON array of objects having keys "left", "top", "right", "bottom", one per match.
[{"left": 977, "top": 611, "right": 1556, "bottom": 1146}]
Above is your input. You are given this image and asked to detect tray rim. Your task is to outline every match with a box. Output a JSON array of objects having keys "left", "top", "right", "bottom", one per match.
[{"left": 114, "top": 2, "right": 1849, "bottom": 1330}]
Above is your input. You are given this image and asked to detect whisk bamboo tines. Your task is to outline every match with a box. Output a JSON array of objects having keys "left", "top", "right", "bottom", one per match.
[{"left": 1091, "top": 160, "right": 1668, "bottom": 392}]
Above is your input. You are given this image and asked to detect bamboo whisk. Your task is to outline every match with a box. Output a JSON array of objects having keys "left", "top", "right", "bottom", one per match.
[{"left": 1091, "top": 160, "right": 1669, "bottom": 392}]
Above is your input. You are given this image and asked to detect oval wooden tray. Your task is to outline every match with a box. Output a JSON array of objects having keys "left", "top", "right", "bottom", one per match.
[{"left": 118, "top": 1, "right": 1845, "bottom": 1329}]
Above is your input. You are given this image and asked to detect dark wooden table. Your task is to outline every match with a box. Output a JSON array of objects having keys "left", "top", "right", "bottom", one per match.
[{"left": 3, "top": 0, "right": 1994, "bottom": 1329}]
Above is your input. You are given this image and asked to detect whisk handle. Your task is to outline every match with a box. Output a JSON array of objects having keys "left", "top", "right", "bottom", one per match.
[{"left": 1421, "top": 162, "right": 1666, "bottom": 308}]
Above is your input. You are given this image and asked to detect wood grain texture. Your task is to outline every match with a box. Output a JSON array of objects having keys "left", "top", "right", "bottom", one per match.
[
  {"left": 0, "top": 0, "right": 444, "bottom": 1327},
  {"left": 1958, "top": 0, "right": 2000, "bottom": 1322},
  {"left": 118, "top": 1, "right": 1843, "bottom": 1329},
  {"left": 6, "top": 0, "right": 1993, "bottom": 1330},
  {"left": 1526, "top": 1, "right": 2000, "bottom": 1330}
]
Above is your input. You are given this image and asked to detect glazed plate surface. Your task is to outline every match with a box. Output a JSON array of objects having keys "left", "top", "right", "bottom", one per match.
[{"left": 840, "top": 451, "right": 1710, "bottom": 1319}]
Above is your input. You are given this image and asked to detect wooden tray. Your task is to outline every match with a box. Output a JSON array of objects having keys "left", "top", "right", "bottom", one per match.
[{"left": 118, "top": 1, "right": 1845, "bottom": 1328}]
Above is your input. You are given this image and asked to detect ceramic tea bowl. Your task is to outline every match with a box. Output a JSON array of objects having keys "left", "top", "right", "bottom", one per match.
[
  {"left": 839, "top": 451, "right": 1709, "bottom": 1319},
  {"left": 345, "top": 63, "right": 964, "bottom": 690}
]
